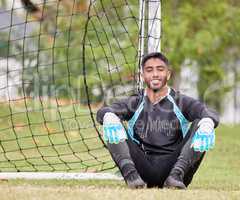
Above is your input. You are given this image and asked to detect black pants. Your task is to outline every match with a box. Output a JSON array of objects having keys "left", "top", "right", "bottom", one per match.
[{"left": 126, "top": 120, "right": 205, "bottom": 188}]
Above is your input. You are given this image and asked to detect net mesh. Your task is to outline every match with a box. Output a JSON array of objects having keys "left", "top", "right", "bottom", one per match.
[{"left": 0, "top": 0, "right": 142, "bottom": 172}]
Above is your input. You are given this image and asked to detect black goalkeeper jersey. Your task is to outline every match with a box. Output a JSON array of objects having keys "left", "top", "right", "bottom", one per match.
[{"left": 96, "top": 88, "right": 219, "bottom": 154}]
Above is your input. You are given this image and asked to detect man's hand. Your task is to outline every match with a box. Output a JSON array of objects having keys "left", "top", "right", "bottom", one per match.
[
  {"left": 191, "top": 118, "right": 215, "bottom": 152},
  {"left": 103, "top": 112, "right": 127, "bottom": 144}
]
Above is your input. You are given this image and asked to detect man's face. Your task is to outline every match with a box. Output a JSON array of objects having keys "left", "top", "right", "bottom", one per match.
[{"left": 142, "top": 58, "right": 171, "bottom": 92}]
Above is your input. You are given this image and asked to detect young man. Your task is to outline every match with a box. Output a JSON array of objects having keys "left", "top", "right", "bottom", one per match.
[{"left": 96, "top": 52, "right": 219, "bottom": 189}]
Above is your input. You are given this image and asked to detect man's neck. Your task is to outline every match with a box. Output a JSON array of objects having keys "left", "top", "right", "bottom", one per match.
[{"left": 146, "top": 85, "right": 169, "bottom": 104}]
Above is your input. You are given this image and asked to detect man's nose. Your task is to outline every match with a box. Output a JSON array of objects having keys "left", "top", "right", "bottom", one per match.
[{"left": 152, "top": 69, "right": 159, "bottom": 77}]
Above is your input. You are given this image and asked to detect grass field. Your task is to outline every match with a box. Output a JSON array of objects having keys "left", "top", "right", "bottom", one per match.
[
  {"left": 0, "top": 98, "right": 239, "bottom": 199},
  {"left": 0, "top": 124, "right": 240, "bottom": 199},
  {"left": 0, "top": 99, "right": 115, "bottom": 172}
]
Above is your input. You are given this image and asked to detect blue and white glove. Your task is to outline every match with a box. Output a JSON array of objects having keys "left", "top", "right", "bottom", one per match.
[
  {"left": 191, "top": 118, "right": 215, "bottom": 152},
  {"left": 103, "top": 112, "right": 127, "bottom": 144}
]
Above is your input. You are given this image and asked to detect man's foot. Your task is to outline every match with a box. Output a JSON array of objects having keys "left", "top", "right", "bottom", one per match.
[
  {"left": 125, "top": 170, "right": 146, "bottom": 189},
  {"left": 163, "top": 173, "right": 186, "bottom": 189}
]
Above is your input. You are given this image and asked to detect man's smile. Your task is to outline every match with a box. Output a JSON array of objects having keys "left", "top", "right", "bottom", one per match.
[{"left": 150, "top": 79, "right": 162, "bottom": 85}]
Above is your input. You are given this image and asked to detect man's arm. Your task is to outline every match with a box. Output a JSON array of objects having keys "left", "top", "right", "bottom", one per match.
[
  {"left": 177, "top": 94, "right": 219, "bottom": 152},
  {"left": 96, "top": 94, "right": 141, "bottom": 125},
  {"left": 179, "top": 94, "right": 220, "bottom": 128}
]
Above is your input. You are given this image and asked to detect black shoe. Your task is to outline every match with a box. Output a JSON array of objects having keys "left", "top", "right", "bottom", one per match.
[
  {"left": 163, "top": 172, "right": 186, "bottom": 189},
  {"left": 125, "top": 170, "right": 146, "bottom": 189}
]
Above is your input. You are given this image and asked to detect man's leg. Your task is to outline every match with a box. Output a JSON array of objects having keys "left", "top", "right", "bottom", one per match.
[
  {"left": 126, "top": 139, "right": 168, "bottom": 188},
  {"left": 164, "top": 119, "right": 205, "bottom": 189},
  {"left": 183, "top": 152, "right": 205, "bottom": 187},
  {"left": 106, "top": 141, "right": 146, "bottom": 189}
]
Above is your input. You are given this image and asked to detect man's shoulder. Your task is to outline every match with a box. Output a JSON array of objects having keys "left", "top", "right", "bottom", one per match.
[
  {"left": 169, "top": 88, "right": 181, "bottom": 100},
  {"left": 169, "top": 88, "right": 198, "bottom": 104},
  {"left": 110, "top": 89, "right": 143, "bottom": 108},
  {"left": 123, "top": 89, "right": 143, "bottom": 99},
  {"left": 127, "top": 89, "right": 144, "bottom": 104}
]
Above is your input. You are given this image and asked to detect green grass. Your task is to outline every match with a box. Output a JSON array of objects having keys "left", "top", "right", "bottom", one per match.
[
  {"left": 0, "top": 125, "right": 239, "bottom": 199},
  {"left": 0, "top": 100, "right": 240, "bottom": 199},
  {"left": 0, "top": 99, "right": 114, "bottom": 172},
  {"left": 0, "top": 179, "right": 239, "bottom": 200},
  {"left": 192, "top": 124, "right": 240, "bottom": 190}
]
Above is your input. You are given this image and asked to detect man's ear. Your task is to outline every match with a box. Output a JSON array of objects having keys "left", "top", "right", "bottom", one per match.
[{"left": 167, "top": 70, "right": 171, "bottom": 81}]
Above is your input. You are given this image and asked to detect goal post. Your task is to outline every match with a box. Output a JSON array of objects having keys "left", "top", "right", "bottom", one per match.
[
  {"left": 0, "top": 0, "right": 162, "bottom": 180},
  {"left": 148, "top": 0, "right": 161, "bottom": 53}
]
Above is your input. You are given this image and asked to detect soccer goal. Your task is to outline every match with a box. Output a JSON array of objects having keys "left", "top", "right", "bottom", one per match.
[{"left": 0, "top": 0, "right": 161, "bottom": 180}]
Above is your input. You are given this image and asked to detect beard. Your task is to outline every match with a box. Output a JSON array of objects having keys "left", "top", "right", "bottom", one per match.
[{"left": 146, "top": 76, "right": 168, "bottom": 93}]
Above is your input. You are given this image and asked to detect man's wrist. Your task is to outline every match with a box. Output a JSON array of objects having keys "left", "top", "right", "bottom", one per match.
[
  {"left": 197, "top": 118, "right": 214, "bottom": 133},
  {"left": 103, "top": 112, "right": 120, "bottom": 123}
]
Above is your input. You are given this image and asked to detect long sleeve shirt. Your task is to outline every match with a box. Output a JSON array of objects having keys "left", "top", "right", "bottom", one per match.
[{"left": 96, "top": 88, "right": 219, "bottom": 154}]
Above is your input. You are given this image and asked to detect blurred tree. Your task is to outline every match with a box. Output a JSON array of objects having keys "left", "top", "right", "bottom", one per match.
[
  {"left": 162, "top": 0, "right": 240, "bottom": 112},
  {"left": 2, "top": 0, "right": 239, "bottom": 110},
  {"left": 0, "top": 32, "right": 8, "bottom": 57},
  {"left": 21, "top": 0, "right": 139, "bottom": 103},
  {"left": 0, "top": 0, "right": 7, "bottom": 7}
]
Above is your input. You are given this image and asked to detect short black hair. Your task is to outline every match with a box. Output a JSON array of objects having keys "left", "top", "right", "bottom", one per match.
[{"left": 141, "top": 52, "right": 169, "bottom": 69}]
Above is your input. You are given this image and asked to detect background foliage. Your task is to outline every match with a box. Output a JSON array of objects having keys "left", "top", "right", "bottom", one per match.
[{"left": 0, "top": 0, "right": 239, "bottom": 113}]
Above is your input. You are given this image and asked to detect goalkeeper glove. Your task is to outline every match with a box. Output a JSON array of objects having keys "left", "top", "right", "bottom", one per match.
[
  {"left": 191, "top": 118, "right": 215, "bottom": 152},
  {"left": 103, "top": 112, "right": 127, "bottom": 144}
]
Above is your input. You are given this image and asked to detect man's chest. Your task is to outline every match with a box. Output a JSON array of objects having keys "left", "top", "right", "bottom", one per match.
[{"left": 133, "top": 104, "right": 181, "bottom": 139}]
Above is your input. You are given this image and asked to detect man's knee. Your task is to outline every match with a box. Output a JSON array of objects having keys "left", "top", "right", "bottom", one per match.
[{"left": 106, "top": 140, "right": 130, "bottom": 159}]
